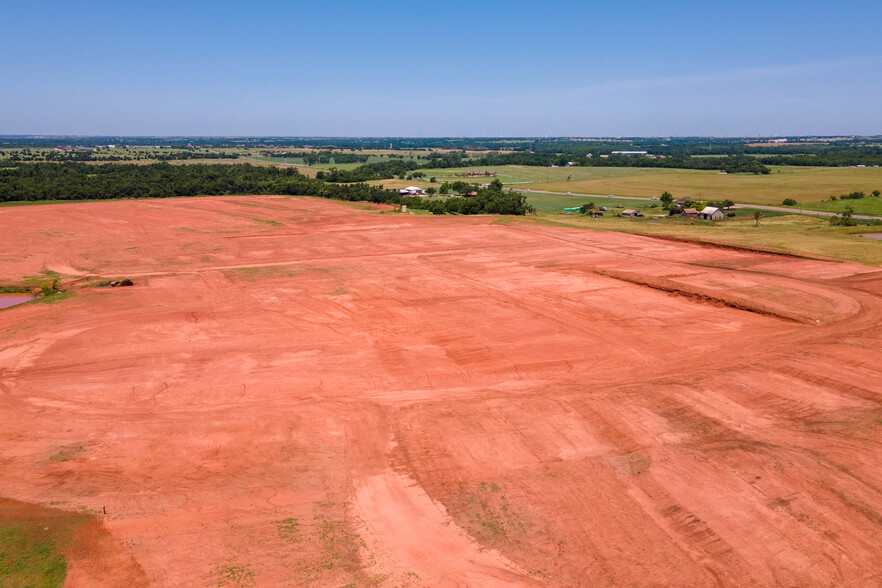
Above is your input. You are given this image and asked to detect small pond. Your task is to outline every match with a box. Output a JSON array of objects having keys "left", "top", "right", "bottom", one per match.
[
  {"left": 0, "top": 294, "right": 35, "bottom": 310},
  {"left": 860, "top": 233, "right": 882, "bottom": 240}
]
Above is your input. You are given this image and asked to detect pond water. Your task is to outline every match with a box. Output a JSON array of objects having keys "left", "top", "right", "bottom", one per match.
[
  {"left": 0, "top": 294, "right": 35, "bottom": 309},
  {"left": 860, "top": 233, "right": 882, "bottom": 239}
]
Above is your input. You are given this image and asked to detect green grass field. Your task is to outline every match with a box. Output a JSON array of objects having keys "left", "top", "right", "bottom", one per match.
[
  {"left": 414, "top": 164, "right": 882, "bottom": 206},
  {"left": 799, "top": 195, "right": 882, "bottom": 216},
  {"left": 520, "top": 192, "right": 660, "bottom": 215},
  {"left": 510, "top": 211, "right": 882, "bottom": 266}
]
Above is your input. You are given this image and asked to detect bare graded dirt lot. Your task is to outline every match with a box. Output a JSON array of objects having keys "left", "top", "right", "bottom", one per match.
[{"left": 1, "top": 196, "right": 881, "bottom": 586}]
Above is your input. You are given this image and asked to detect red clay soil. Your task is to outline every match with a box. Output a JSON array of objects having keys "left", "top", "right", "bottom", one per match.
[{"left": 1, "top": 195, "right": 881, "bottom": 586}]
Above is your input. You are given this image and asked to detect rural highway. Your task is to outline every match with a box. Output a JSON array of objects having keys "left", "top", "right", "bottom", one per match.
[{"left": 507, "top": 187, "right": 882, "bottom": 220}]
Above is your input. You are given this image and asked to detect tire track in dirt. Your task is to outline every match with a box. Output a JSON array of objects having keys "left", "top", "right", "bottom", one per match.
[{"left": 344, "top": 404, "right": 543, "bottom": 587}]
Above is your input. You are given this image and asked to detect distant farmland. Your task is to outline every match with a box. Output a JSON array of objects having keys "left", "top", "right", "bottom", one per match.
[{"left": 414, "top": 164, "right": 882, "bottom": 205}]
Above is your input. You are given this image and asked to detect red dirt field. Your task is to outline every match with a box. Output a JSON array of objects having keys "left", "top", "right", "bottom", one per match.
[{"left": 1, "top": 195, "right": 881, "bottom": 587}]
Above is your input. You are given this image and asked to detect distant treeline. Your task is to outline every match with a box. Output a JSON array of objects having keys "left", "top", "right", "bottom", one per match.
[
  {"left": 1, "top": 149, "right": 238, "bottom": 162},
  {"left": 442, "top": 152, "right": 771, "bottom": 174},
  {"left": 3, "top": 135, "right": 881, "bottom": 157},
  {"left": 751, "top": 150, "right": 882, "bottom": 167},
  {"left": 262, "top": 150, "right": 371, "bottom": 165},
  {"left": 0, "top": 162, "right": 532, "bottom": 215}
]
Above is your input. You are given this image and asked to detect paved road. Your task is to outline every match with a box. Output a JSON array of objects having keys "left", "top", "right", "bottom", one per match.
[{"left": 507, "top": 187, "right": 882, "bottom": 221}]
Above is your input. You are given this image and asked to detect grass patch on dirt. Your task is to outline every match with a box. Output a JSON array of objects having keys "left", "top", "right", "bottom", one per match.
[
  {"left": 274, "top": 517, "right": 299, "bottom": 543},
  {"left": 224, "top": 266, "right": 295, "bottom": 282},
  {"left": 34, "top": 291, "right": 74, "bottom": 305},
  {"left": 211, "top": 560, "right": 256, "bottom": 587},
  {"left": 48, "top": 442, "right": 87, "bottom": 462},
  {"left": 291, "top": 506, "right": 386, "bottom": 587},
  {"left": 0, "top": 499, "right": 91, "bottom": 588},
  {"left": 459, "top": 482, "right": 526, "bottom": 546}
]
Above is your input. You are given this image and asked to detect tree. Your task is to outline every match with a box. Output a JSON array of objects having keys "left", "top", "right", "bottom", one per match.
[
  {"left": 782, "top": 198, "right": 797, "bottom": 206},
  {"left": 753, "top": 211, "right": 762, "bottom": 227},
  {"left": 580, "top": 202, "right": 595, "bottom": 214},
  {"left": 831, "top": 206, "right": 857, "bottom": 226},
  {"left": 660, "top": 191, "right": 673, "bottom": 207},
  {"left": 722, "top": 199, "right": 735, "bottom": 208},
  {"left": 873, "top": 189, "right": 880, "bottom": 198}
]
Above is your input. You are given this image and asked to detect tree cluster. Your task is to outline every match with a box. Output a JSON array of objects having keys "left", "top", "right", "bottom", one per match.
[
  {"left": 0, "top": 162, "right": 533, "bottom": 216},
  {"left": 316, "top": 160, "right": 421, "bottom": 182}
]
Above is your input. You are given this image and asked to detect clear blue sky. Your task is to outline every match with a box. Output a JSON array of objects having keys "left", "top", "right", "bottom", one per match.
[{"left": 2, "top": 0, "right": 880, "bottom": 136}]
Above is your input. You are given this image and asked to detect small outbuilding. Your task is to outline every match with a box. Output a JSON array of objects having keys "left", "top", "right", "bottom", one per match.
[
  {"left": 700, "top": 206, "right": 724, "bottom": 220},
  {"left": 398, "top": 186, "right": 425, "bottom": 196},
  {"left": 681, "top": 208, "right": 699, "bottom": 218},
  {"left": 620, "top": 209, "right": 642, "bottom": 217}
]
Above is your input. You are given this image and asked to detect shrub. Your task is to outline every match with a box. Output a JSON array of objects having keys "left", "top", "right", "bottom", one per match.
[
  {"left": 39, "top": 279, "right": 61, "bottom": 298},
  {"left": 782, "top": 198, "right": 797, "bottom": 206}
]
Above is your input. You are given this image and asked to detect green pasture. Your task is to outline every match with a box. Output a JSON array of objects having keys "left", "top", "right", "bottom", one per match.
[
  {"left": 799, "top": 195, "right": 882, "bottom": 216},
  {"left": 415, "top": 164, "right": 692, "bottom": 186},
  {"left": 514, "top": 212, "right": 882, "bottom": 266},
  {"left": 414, "top": 164, "right": 882, "bottom": 206},
  {"left": 520, "top": 191, "right": 658, "bottom": 215}
]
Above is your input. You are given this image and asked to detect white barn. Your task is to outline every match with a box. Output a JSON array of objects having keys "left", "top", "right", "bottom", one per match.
[{"left": 700, "top": 206, "right": 724, "bottom": 220}]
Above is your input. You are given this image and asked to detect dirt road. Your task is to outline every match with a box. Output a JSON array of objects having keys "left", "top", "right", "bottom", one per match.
[{"left": 1, "top": 196, "right": 880, "bottom": 586}]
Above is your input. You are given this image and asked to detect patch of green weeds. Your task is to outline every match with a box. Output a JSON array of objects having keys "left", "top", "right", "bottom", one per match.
[
  {"left": 249, "top": 217, "right": 282, "bottom": 226},
  {"left": 224, "top": 266, "right": 294, "bottom": 282},
  {"left": 212, "top": 561, "right": 255, "bottom": 587},
  {"left": 465, "top": 482, "right": 526, "bottom": 544},
  {"left": 0, "top": 285, "right": 31, "bottom": 294},
  {"left": 292, "top": 508, "right": 386, "bottom": 587},
  {"left": 35, "top": 291, "right": 74, "bottom": 305},
  {"left": 275, "top": 517, "right": 299, "bottom": 542}
]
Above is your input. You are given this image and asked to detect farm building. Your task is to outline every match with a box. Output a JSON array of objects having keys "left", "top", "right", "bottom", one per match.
[
  {"left": 620, "top": 209, "right": 642, "bottom": 217},
  {"left": 700, "top": 206, "right": 724, "bottom": 220},
  {"left": 398, "top": 186, "right": 425, "bottom": 196},
  {"left": 681, "top": 208, "right": 699, "bottom": 218}
]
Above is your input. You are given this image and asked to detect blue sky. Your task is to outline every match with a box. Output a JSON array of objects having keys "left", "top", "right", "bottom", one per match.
[{"left": 2, "top": 1, "right": 881, "bottom": 136}]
